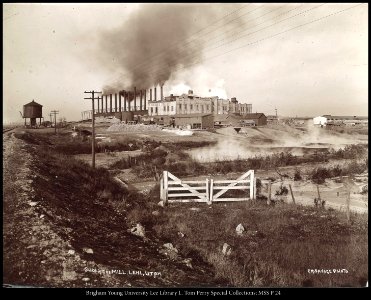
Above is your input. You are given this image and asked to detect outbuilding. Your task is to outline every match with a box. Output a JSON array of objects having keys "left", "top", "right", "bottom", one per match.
[
  {"left": 242, "top": 113, "right": 267, "bottom": 126},
  {"left": 174, "top": 113, "right": 214, "bottom": 129}
]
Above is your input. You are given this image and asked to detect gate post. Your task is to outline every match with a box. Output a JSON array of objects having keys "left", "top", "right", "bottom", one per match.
[
  {"left": 250, "top": 170, "right": 254, "bottom": 200},
  {"left": 209, "top": 178, "right": 214, "bottom": 205},
  {"left": 253, "top": 176, "right": 257, "bottom": 201},
  {"left": 206, "top": 178, "right": 209, "bottom": 205},
  {"left": 163, "top": 171, "right": 168, "bottom": 206}
]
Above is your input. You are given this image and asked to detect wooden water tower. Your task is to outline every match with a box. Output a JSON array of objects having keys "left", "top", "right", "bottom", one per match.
[{"left": 23, "top": 100, "right": 43, "bottom": 127}]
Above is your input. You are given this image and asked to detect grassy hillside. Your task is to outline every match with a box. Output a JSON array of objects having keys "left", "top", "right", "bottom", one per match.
[{"left": 12, "top": 130, "right": 368, "bottom": 287}]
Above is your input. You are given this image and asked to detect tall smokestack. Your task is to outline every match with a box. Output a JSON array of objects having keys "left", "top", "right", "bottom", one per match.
[
  {"left": 161, "top": 85, "right": 164, "bottom": 101},
  {"left": 154, "top": 86, "right": 157, "bottom": 101},
  {"left": 150, "top": 89, "right": 152, "bottom": 101},
  {"left": 140, "top": 90, "right": 143, "bottom": 111},
  {"left": 144, "top": 89, "right": 147, "bottom": 110},
  {"left": 134, "top": 87, "right": 137, "bottom": 111}
]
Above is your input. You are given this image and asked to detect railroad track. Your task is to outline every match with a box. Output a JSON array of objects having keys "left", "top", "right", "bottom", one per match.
[{"left": 3, "top": 127, "right": 18, "bottom": 134}]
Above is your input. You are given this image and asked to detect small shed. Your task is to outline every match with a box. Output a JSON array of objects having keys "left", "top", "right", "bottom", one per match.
[
  {"left": 23, "top": 100, "right": 43, "bottom": 127},
  {"left": 174, "top": 114, "right": 214, "bottom": 129},
  {"left": 242, "top": 113, "right": 267, "bottom": 126}
]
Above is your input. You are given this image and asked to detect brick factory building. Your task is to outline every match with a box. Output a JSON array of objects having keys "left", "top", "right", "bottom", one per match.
[{"left": 147, "top": 90, "right": 252, "bottom": 116}]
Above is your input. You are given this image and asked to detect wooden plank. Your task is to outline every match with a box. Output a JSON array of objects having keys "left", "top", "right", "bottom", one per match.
[
  {"left": 209, "top": 178, "right": 213, "bottom": 205},
  {"left": 167, "top": 171, "right": 207, "bottom": 201},
  {"left": 213, "top": 180, "right": 250, "bottom": 184},
  {"left": 212, "top": 198, "right": 251, "bottom": 202},
  {"left": 206, "top": 179, "right": 210, "bottom": 205},
  {"left": 213, "top": 170, "right": 252, "bottom": 200},
  {"left": 168, "top": 186, "right": 208, "bottom": 191},
  {"left": 168, "top": 180, "right": 206, "bottom": 185},
  {"left": 253, "top": 177, "right": 257, "bottom": 200},
  {"left": 168, "top": 193, "right": 207, "bottom": 197},
  {"left": 160, "top": 176, "right": 164, "bottom": 201},
  {"left": 164, "top": 171, "right": 168, "bottom": 206},
  {"left": 168, "top": 199, "right": 208, "bottom": 203},
  {"left": 250, "top": 170, "right": 254, "bottom": 200},
  {"left": 212, "top": 186, "right": 250, "bottom": 190}
]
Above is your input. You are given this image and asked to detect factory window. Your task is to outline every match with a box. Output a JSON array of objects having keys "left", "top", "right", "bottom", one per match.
[
  {"left": 155, "top": 107, "right": 158, "bottom": 114},
  {"left": 190, "top": 104, "right": 193, "bottom": 110},
  {"left": 207, "top": 105, "right": 210, "bottom": 111},
  {"left": 150, "top": 107, "right": 153, "bottom": 114},
  {"left": 171, "top": 106, "right": 174, "bottom": 111},
  {"left": 185, "top": 104, "right": 187, "bottom": 110},
  {"left": 196, "top": 104, "right": 199, "bottom": 111},
  {"left": 179, "top": 104, "right": 182, "bottom": 110}
]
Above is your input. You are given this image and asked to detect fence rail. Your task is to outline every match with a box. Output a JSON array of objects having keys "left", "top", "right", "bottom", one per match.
[{"left": 160, "top": 170, "right": 255, "bottom": 205}]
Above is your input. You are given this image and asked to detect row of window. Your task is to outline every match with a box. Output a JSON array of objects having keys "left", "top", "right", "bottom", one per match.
[
  {"left": 149, "top": 104, "right": 251, "bottom": 114},
  {"left": 178, "top": 104, "right": 211, "bottom": 111},
  {"left": 149, "top": 106, "right": 174, "bottom": 114}
]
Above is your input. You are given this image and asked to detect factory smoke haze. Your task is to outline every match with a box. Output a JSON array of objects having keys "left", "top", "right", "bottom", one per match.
[{"left": 97, "top": 4, "right": 246, "bottom": 93}]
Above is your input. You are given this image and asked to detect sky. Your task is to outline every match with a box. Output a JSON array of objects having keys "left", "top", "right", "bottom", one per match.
[{"left": 3, "top": 3, "right": 368, "bottom": 123}]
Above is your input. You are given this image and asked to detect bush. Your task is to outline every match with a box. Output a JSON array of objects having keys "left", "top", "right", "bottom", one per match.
[
  {"left": 311, "top": 167, "right": 332, "bottom": 184},
  {"left": 360, "top": 185, "right": 368, "bottom": 195},
  {"left": 331, "top": 165, "right": 343, "bottom": 177},
  {"left": 275, "top": 184, "right": 289, "bottom": 196},
  {"left": 294, "top": 169, "right": 302, "bottom": 181}
]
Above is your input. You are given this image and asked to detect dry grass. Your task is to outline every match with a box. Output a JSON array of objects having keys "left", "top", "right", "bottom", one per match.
[{"left": 146, "top": 198, "right": 368, "bottom": 287}]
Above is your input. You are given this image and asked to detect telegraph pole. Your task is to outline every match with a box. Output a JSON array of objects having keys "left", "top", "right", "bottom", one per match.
[
  {"left": 84, "top": 91, "right": 102, "bottom": 169},
  {"left": 50, "top": 110, "right": 59, "bottom": 134}
]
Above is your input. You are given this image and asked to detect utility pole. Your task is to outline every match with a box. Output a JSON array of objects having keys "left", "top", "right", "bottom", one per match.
[
  {"left": 50, "top": 110, "right": 59, "bottom": 134},
  {"left": 84, "top": 91, "right": 102, "bottom": 169}
]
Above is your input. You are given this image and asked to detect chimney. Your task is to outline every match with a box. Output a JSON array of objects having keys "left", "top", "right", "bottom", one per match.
[
  {"left": 161, "top": 85, "right": 164, "bottom": 101},
  {"left": 144, "top": 89, "right": 146, "bottom": 110},
  {"left": 134, "top": 87, "right": 137, "bottom": 111},
  {"left": 154, "top": 86, "right": 157, "bottom": 101},
  {"left": 150, "top": 89, "right": 152, "bottom": 101}
]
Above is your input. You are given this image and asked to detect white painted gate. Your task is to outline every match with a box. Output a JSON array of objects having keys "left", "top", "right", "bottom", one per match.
[{"left": 160, "top": 170, "right": 255, "bottom": 205}]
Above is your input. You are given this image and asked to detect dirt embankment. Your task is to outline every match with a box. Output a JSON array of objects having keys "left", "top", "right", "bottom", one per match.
[{"left": 3, "top": 131, "right": 224, "bottom": 287}]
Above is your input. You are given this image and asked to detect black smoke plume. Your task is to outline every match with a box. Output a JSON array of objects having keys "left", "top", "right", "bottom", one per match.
[{"left": 98, "top": 3, "right": 245, "bottom": 94}]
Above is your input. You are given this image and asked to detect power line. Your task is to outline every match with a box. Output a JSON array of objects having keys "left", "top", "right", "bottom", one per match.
[
  {"left": 126, "top": 4, "right": 254, "bottom": 73},
  {"left": 84, "top": 90, "right": 102, "bottom": 169},
  {"left": 123, "top": 4, "right": 326, "bottom": 85},
  {"left": 138, "top": 4, "right": 307, "bottom": 78},
  {"left": 50, "top": 110, "right": 59, "bottom": 134},
  {"left": 104, "top": 3, "right": 363, "bottom": 92},
  {"left": 104, "top": 4, "right": 303, "bottom": 85},
  {"left": 129, "top": 4, "right": 286, "bottom": 76},
  {"left": 138, "top": 3, "right": 362, "bottom": 84}
]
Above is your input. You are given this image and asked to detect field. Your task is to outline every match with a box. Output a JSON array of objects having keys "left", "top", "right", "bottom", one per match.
[{"left": 2, "top": 122, "right": 368, "bottom": 287}]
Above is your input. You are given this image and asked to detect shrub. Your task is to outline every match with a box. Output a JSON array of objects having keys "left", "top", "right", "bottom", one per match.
[
  {"left": 311, "top": 167, "right": 332, "bottom": 184},
  {"left": 294, "top": 169, "right": 302, "bottom": 181},
  {"left": 360, "top": 185, "right": 368, "bottom": 195},
  {"left": 275, "top": 184, "right": 289, "bottom": 196},
  {"left": 331, "top": 165, "right": 343, "bottom": 177}
]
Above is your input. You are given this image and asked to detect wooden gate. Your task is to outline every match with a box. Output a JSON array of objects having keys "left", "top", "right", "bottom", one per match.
[{"left": 160, "top": 170, "right": 255, "bottom": 205}]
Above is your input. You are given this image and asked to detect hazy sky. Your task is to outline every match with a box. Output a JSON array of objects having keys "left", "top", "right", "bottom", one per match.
[{"left": 3, "top": 3, "right": 368, "bottom": 123}]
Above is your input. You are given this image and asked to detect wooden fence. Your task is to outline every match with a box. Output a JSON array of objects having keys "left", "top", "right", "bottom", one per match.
[{"left": 160, "top": 170, "right": 255, "bottom": 205}]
